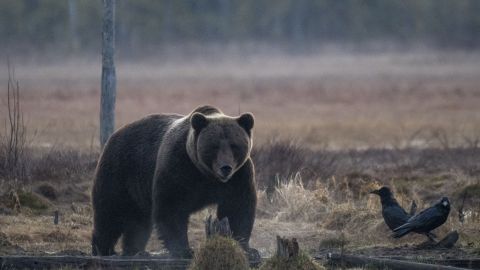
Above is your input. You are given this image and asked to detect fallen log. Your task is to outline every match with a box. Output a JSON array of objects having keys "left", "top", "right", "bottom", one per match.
[
  {"left": 431, "top": 259, "right": 480, "bottom": 269},
  {"left": 0, "top": 255, "right": 191, "bottom": 270},
  {"left": 371, "top": 256, "right": 480, "bottom": 269},
  {"left": 326, "top": 253, "right": 472, "bottom": 270}
]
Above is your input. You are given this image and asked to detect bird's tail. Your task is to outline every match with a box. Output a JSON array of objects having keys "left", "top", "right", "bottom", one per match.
[{"left": 392, "top": 223, "right": 413, "bottom": 238}]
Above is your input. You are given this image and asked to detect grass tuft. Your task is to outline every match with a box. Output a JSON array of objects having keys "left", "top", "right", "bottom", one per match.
[{"left": 189, "top": 236, "right": 249, "bottom": 270}]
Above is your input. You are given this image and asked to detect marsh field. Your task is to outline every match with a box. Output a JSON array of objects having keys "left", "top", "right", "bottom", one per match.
[{"left": 1, "top": 50, "right": 480, "bottom": 267}]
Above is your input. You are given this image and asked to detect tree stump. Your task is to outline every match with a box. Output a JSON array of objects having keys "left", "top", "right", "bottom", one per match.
[
  {"left": 205, "top": 215, "right": 232, "bottom": 238},
  {"left": 276, "top": 236, "right": 299, "bottom": 260}
]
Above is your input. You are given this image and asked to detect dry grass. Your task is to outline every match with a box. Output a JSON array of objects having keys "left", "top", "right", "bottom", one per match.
[
  {"left": 0, "top": 151, "right": 479, "bottom": 259},
  {"left": 255, "top": 173, "right": 480, "bottom": 251},
  {"left": 0, "top": 52, "right": 479, "bottom": 267}
]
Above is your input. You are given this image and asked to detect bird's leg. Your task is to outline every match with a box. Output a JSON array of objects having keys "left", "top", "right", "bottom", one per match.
[{"left": 426, "top": 232, "right": 437, "bottom": 243}]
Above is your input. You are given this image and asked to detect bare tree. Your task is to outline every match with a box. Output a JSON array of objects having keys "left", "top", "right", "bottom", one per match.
[
  {"left": 100, "top": 0, "right": 116, "bottom": 148},
  {"left": 162, "top": 0, "right": 173, "bottom": 42},
  {"left": 68, "top": 0, "right": 79, "bottom": 52}
]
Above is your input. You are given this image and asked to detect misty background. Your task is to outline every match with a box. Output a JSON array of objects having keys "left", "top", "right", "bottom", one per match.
[
  {"left": 2, "top": 0, "right": 480, "bottom": 59},
  {"left": 1, "top": 0, "right": 479, "bottom": 150}
]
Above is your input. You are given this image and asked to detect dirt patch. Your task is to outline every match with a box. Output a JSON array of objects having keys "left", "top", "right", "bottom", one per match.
[{"left": 40, "top": 229, "right": 77, "bottom": 243}]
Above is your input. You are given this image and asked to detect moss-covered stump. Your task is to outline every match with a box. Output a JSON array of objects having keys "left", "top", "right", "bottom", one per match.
[
  {"left": 17, "top": 190, "right": 50, "bottom": 211},
  {"left": 188, "top": 235, "right": 249, "bottom": 270},
  {"left": 259, "top": 252, "right": 325, "bottom": 270}
]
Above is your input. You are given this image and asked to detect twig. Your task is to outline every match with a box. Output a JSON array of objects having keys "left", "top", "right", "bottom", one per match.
[{"left": 458, "top": 190, "right": 468, "bottom": 223}]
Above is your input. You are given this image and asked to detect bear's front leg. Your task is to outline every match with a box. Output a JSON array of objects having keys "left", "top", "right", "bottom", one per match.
[
  {"left": 153, "top": 183, "right": 192, "bottom": 258},
  {"left": 154, "top": 208, "right": 192, "bottom": 258},
  {"left": 217, "top": 161, "right": 259, "bottom": 260},
  {"left": 217, "top": 178, "right": 256, "bottom": 250},
  {"left": 217, "top": 186, "right": 260, "bottom": 261}
]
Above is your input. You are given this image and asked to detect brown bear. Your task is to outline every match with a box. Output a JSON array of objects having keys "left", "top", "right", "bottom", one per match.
[{"left": 91, "top": 105, "right": 257, "bottom": 258}]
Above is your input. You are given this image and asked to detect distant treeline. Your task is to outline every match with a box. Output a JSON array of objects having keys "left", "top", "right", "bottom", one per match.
[{"left": 1, "top": 0, "right": 479, "bottom": 55}]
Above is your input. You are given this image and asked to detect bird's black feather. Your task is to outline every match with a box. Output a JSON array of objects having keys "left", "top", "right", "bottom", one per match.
[
  {"left": 371, "top": 187, "right": 411, "bottom": 231},
  {"left": 392, "top": 197, "right": 450, "bottom": 239}
]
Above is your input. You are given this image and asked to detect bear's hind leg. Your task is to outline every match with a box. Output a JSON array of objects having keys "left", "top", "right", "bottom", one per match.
[{"left": 122, "top": 218, "right": 152, "bottom": 256}]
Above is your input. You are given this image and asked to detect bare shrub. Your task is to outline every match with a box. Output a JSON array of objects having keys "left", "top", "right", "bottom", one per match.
[
  {"left": 252, "top": 139, "right": 309, "bottom": 190},
  {"left": 0, "top": 64, "right": 98, "bottom": 189},
  {"left": 0, "top": 63, "right": 27, "bottom": 186},
  {"left": 252, "top": 139, "right": 337, "bottom": 190},
  {"left": 255, "top": 140, "right": 473, "bottom": 185},
  {"left": 29, "top": 147, "right": 98, "bottom": 183}
]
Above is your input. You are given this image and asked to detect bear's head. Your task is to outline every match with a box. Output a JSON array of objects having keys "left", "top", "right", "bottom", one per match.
[{"left": 187, "top": 111, "right": 254, "bottom": 183}]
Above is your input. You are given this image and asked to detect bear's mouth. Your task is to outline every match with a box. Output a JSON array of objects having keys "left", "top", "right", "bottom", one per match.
[{"left": 217, "top": 174, "right": 231, "bottom": 183}]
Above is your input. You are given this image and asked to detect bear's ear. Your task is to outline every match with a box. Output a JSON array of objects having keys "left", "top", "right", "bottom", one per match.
[
  {"left": 237, "top": 113, "right": 254, "bottom": 134},
  {"left": 191, "top": 112, "right": 209, "bottom": 131}
]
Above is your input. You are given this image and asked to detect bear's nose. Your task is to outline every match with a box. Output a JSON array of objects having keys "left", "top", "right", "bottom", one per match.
[{"left": 220, "top": 165, "right": 232, "bottom": 177}]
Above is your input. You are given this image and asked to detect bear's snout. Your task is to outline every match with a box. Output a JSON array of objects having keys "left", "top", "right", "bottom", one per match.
[
  {"left": 212, "top": 140, "right": 237, "bottom": 182},
  {"left": 214, "top": 162, "right": 234, "bottom": 182},
  {"left": 220, "top": 165, "right": 233, "bottom": 178}
]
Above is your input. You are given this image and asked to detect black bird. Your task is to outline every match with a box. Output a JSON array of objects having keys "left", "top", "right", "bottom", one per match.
[
  {"left": 392, "top": 197, "right": 450, "bottom": 241},
  {"left": 370, "top": 187, "right": 412, "bottom": 231}
]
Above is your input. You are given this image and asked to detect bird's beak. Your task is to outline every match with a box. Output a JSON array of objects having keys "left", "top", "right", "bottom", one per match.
[{"left": 370, "top": 190, "right": 380, "bottom": 195}]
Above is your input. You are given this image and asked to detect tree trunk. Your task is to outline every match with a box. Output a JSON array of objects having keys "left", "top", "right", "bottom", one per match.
[
  {"left": 162, "top": 0, "right": 173, "bottom": 42},
  {"left": 100, "top": 0, "right": 116, "bottom": 148},
  {"left": 68, "top": 0, "right": 79, "bottom": 52},
  {"left": 219, "top": 0, "right": 231, "bottom": 41},
  {"left": 205, "top": 216, "right": 232, "bottom": 238}
]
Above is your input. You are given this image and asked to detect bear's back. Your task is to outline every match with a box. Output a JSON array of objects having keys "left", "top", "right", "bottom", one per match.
[{"left": 93, "top": 113, "right": 184, "bottom": 215}]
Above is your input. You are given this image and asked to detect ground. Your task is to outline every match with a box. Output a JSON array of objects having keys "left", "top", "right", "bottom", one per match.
[{"left": 0, "top": 50, "right": 479, "bottom": 268}]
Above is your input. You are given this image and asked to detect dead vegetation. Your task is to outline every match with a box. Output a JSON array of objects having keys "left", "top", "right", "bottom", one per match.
[{"left": 0, "top": 134, "right": 479, "bottom": 259}]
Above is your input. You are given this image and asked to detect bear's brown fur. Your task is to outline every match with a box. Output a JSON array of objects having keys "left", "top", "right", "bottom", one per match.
[{"left": 91, "top": 105, "right": 256, "bottom": 257}]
